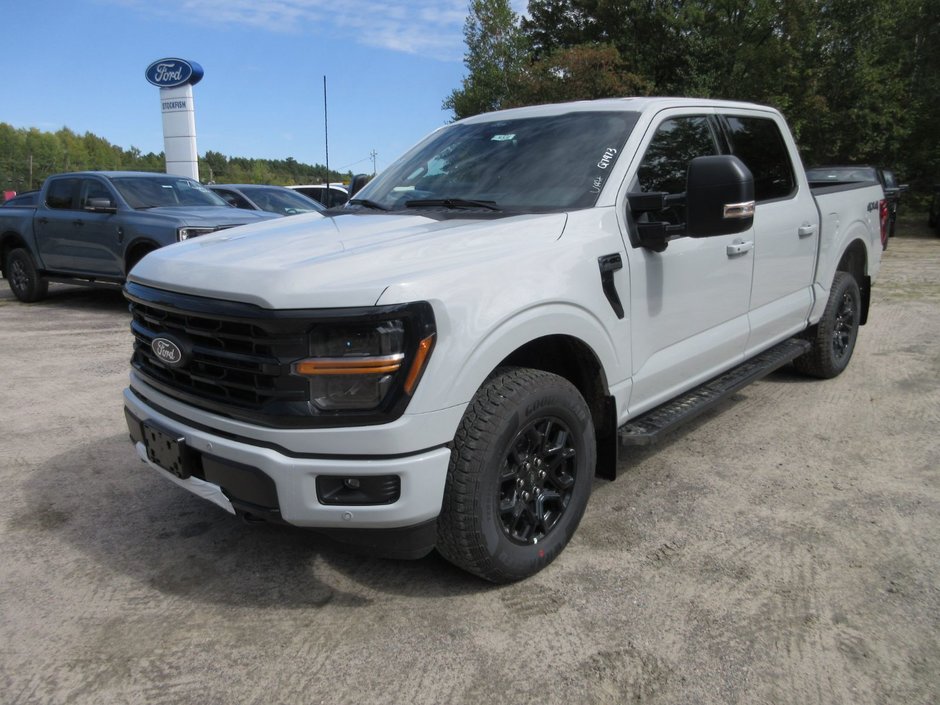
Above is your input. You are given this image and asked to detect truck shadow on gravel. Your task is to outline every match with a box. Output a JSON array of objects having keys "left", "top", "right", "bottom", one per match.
[
  {"left": 0, "top": 283, "right": 128, "bottom": 312},
  {"left": 32, "top": 285, "right": 128, "bottom": 312},
  {"left": 16, "top": 434, "right": 490, "bottom": 606}
]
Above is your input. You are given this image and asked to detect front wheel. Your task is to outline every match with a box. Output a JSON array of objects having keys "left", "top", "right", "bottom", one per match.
[
  {"left": 6, "top": 248, "right": 48, "bottom": 303},
  {"left": 436, "top": 368, "right": 596, "bottom": 583},
  {"left": 794, "top": 271, "right": 861, "bottom": 379}
]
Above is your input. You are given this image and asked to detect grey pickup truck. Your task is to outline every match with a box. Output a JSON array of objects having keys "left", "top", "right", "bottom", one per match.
[{"left": 0, "top": 171, "right": 277, "bottom": 302}]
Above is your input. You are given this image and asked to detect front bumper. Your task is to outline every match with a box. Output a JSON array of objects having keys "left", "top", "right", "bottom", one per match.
[{"left": 123, "top": 387, "right": 453, "bottom": 556}]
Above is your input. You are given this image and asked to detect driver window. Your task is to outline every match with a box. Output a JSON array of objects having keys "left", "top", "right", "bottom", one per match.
[
  {"left": 633, "top": 116, "right": 718, "bottom": 224},
  {"left": 636, "top": 116, "right": 718, "bottom": 194},
  {"left": 80, "top": 179, "right": 112, "bottom": 208}
]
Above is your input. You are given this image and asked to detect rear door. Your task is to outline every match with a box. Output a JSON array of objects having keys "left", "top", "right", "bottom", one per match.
[
  {"left": 719, "top": 112, "right": 819, "bottom": 353},
  {"left": 34, "top": 177, "right": 81, "bottom": 271}
]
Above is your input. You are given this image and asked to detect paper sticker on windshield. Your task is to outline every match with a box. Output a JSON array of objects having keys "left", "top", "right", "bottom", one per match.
[{"left": 491, "top": 134, "right": 516, "bottom": 142}]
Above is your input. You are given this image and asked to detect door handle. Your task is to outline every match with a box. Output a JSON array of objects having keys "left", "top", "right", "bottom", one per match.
[
  {"left": 798, "top": 224, "right": 817, "bottom": 238},
  {"left": 726, "top": 240, "right": 754, "bottom": 257},
  {"left": 72, "top": 220, "right": 84, "bottom": 227},
  {"left": 37, "top": 217, "right": 48, "bottom": 225}
]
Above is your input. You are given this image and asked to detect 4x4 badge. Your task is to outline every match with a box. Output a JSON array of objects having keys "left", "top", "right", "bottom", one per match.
[{"left": 152, "top": 337, "right": 184, "bottom": 367}]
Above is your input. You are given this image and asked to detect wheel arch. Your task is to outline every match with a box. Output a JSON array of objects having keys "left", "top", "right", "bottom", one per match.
[
  {"left": 124, "top": 237, "right": 161, "bottom": 276},
  {"left": 1, "top": 231, "right": 32, "bottom": 278},
  {"left": 412, "top": 302, "right": 626, "bottom": 481},
  {"left": 835, "top": 238, "right": 871, "bottom": 325},
  {"left": 498, "top": 334, "right": 620, "bottom": 480}
]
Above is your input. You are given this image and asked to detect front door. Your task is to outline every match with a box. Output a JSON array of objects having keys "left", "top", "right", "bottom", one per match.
[{"left": 622, "top": 112, "right": 755, "bottom": 416}]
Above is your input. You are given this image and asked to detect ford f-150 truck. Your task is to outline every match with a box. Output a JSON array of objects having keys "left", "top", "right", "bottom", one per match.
[
  {"left": 122, "top": 98, "right": 885, "bottom": 582},
  {"left": 0, "top": 171, "right": 277, "bottom": 302}
]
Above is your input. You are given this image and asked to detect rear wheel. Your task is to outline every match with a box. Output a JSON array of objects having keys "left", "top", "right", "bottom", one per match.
[
  {"left": 794, "top": 271, "right": 860, "bottom": 379},
  {"left": 6, "top": 248, "right": 48, "bottom": 303},
  {"left": 437, "top": 368, "right": 596, "bottom": 583}
]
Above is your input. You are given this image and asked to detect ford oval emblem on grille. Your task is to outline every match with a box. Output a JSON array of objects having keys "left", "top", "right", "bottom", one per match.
[{"left": 152, "top": 337, "right": 184, "bottom": 367}]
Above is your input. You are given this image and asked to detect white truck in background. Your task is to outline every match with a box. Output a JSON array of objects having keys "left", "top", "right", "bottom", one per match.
[{"left": 122, "top": 98, "right": 885, "bottom": 582}]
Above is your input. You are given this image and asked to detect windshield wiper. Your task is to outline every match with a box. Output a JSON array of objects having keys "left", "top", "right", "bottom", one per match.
[
  {"left": 347, "top": 198, "right": 389, "bottom": 211},
  {"left": 405, "top": 198, "right": 500, "bottom": 211}
]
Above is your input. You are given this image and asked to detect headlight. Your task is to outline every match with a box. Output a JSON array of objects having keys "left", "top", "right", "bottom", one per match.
[
  {"left": 177, "top": 226, "right": 217, "bottom": 241},
  {"left": 292, "top": 306, "right": 436, "bottom": 412}
]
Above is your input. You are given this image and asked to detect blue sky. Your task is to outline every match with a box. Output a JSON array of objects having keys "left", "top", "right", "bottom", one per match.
[{"left": 4, "top": 0, "right": 525, "bottom": 177}]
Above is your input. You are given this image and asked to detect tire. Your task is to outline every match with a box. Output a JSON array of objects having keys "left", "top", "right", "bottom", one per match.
[
  {"left": 6, "top": 248, "right": 48, "bottom": 303},
  {"left": 436, "top": 367, "right": 596, "bottom": 583},
  {"left": 794, "top": 271, "right": 861, "bottom": 379}
]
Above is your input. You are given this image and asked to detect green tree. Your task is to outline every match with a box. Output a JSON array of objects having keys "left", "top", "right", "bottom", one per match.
[
  {"left": 450, "top": 0, "right": 939, "bottom": 197},
  {"left": 517, "top": 43, "right": 651, "bottom": 105},
  {"left": 0, "top": 123, "right": 346, "bottom": 192},
  {"left": 443, "top": 0, "right": 527, "bottom": 119}
]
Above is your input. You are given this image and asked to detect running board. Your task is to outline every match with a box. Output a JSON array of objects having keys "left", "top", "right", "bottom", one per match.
[{"left": 617, "top": 337, "right": 811, "bottom": 447}]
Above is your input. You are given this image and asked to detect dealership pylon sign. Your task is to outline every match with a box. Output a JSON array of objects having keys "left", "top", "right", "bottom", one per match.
[{"left": 145, "top": 58, "right": 204, "bottom": 180}]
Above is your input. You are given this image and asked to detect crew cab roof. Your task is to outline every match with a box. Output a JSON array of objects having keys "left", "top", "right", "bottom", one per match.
[{"left": 457, "top": 97, "right": 780, "bottom": 124}]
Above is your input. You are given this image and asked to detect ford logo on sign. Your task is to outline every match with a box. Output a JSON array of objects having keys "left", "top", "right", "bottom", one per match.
[
  {"left": 152, "top": 337, "right": 185, "bottom": 367},
  {"left": 145, "top": 58, "right": 204, "bottom": 88}
]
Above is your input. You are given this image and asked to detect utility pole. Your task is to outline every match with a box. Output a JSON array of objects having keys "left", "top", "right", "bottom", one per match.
[
  {"left": 370, "top": 150, "right": 378, "bottom": 175},
  {"left": 323, "top": 75, "right": 330, "bottom": 185}
]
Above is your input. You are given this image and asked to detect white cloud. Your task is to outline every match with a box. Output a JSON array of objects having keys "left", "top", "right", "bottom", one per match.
[{"left": 114, "top": 0, "right": 472, "bottom": 61}]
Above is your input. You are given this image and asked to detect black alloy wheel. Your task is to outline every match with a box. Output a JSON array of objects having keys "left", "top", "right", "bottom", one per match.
[
  {"left": 6, "top": 248, "right": 48, "bottom": 303},
  {"left": 498, "top": 417, "right": 578, "bottom": 545},
  {"left": 830, "top": 285, "right": 858, "bottom": 364}
]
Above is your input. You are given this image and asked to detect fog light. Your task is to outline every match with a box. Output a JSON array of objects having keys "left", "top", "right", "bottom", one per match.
[{"left": 317, "top": 475, "right": 400, "bottom": 505}]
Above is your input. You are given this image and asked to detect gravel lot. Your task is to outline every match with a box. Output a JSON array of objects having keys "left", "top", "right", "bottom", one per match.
[{"left": 1, "top": 216, "right": 938, "bottom": 705}]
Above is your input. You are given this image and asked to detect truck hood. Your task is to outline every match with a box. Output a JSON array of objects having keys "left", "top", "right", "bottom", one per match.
[
  {"left": 139, "top": 205, "right": 279, "bottom": 225},
  {"left": 129, "top": 211, "right": 568, "bottom": 308}
]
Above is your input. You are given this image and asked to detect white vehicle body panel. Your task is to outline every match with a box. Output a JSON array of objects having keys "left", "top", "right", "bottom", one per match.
[{"left": 124, "top": 97, "right": 883, "bottom": 533}]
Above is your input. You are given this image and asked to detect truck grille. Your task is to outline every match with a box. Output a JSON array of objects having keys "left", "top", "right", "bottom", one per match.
[{"left": 125, "top": 282, "right": 312, "bottom": 424}]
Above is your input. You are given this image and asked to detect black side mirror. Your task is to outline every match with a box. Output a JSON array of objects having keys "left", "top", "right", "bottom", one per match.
[
  {"left": 85, "top": 197, "right": 117, "bottom": 213},
  {"left": 627, "top": 191, "right": 684, "bottom": 252},
  {"left": 348, "top": 173, "right": 370, "bottom": 198},
  {"left": 686, "top": 155, "right": 754, "bottom": 237}
]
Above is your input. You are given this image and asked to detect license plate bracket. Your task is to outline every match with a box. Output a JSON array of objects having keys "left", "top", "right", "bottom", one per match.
[{"left": 143, "top": 421, "right": 193, "bottom": 479}]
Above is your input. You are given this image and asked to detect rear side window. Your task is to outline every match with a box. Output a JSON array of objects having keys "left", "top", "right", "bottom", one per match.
[
  {"left": 723, "top": 116, "right": 795, "bottom": 202},
  {"left": 46, "top": 179, "right": 78, "bottom": 210}
]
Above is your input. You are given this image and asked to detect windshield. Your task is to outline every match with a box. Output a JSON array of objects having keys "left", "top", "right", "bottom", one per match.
[
  {"left": 112, "top": 176, "right": 230, "bottom": 209},
  {"left": 240, "top": 186, "right": 324, "bottom": 215},
  {"left": 353, "top": 110, "right": 640, "bottom": 213}
]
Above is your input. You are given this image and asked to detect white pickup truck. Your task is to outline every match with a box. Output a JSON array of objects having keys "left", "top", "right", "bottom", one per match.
[{"left": 123, "top": 98, "right": 885, "bottom": 582}]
